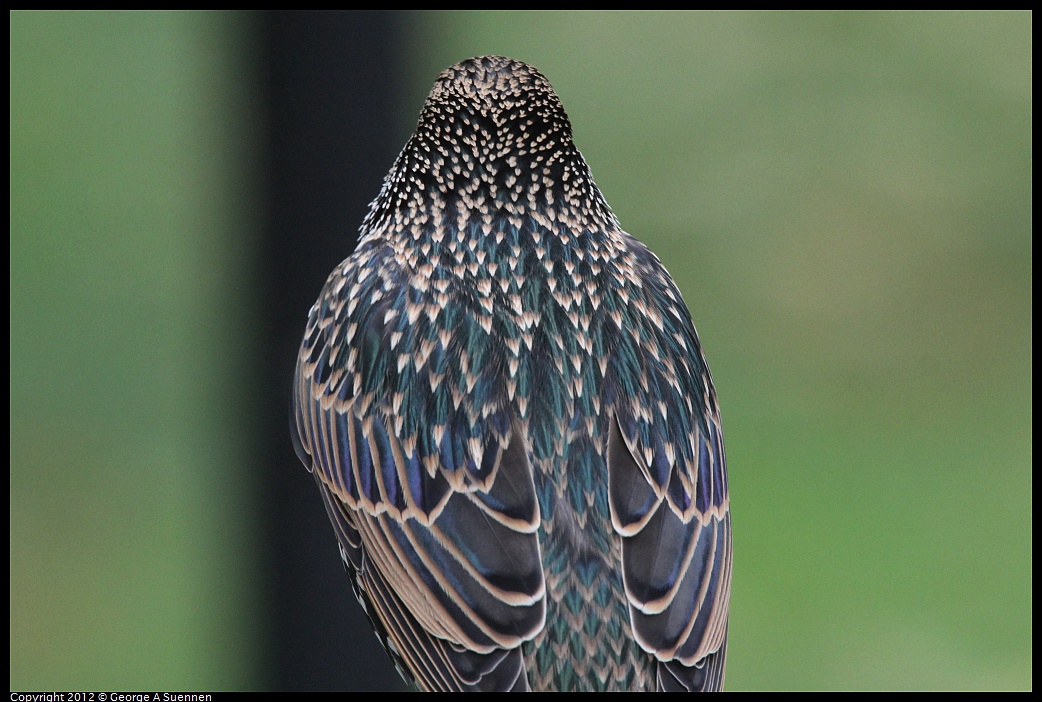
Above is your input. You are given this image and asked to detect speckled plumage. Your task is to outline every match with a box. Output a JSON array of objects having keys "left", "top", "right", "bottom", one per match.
[{"left": 292, "top": 56, "right": 730, "bottom": 691}]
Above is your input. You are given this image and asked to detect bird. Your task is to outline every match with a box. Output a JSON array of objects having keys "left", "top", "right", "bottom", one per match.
[{"left": 292, "top": 55, "right": 730, "bottom": 691}]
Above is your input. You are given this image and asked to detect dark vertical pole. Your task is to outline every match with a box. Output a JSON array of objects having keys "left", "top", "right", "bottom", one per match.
[{"left": 260, "top": 10, "right": 407, "bottom": 690}]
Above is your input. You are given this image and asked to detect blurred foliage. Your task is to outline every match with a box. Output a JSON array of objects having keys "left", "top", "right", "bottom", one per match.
[
  {"left": 10, "top": 10, "right": 1030, "bottom": 691},
  {"left": 10, "top": 11, "right": 262, "bottom": 689}
]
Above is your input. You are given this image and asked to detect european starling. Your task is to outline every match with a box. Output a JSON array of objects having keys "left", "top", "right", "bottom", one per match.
[{"left": 292, "top": 56, "right": 730, "bottom": 691}]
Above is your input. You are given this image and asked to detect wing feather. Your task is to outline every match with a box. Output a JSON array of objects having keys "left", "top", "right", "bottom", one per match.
[
  {"left": 293, "top": 250, "right": 544, "bottom": 690},
  {"left": 604, "top": 242, "right": 731, "bottom": 691}
]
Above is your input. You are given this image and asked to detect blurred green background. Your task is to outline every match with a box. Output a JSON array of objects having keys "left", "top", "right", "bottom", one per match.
[{"left": 10, "top": 11, "right": 1031, "bottom": 691}]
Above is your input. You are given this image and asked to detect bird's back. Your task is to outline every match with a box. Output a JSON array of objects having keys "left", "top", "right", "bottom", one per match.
[{"left": 292, "top": 56, "right": 730, "bottom": 691}]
